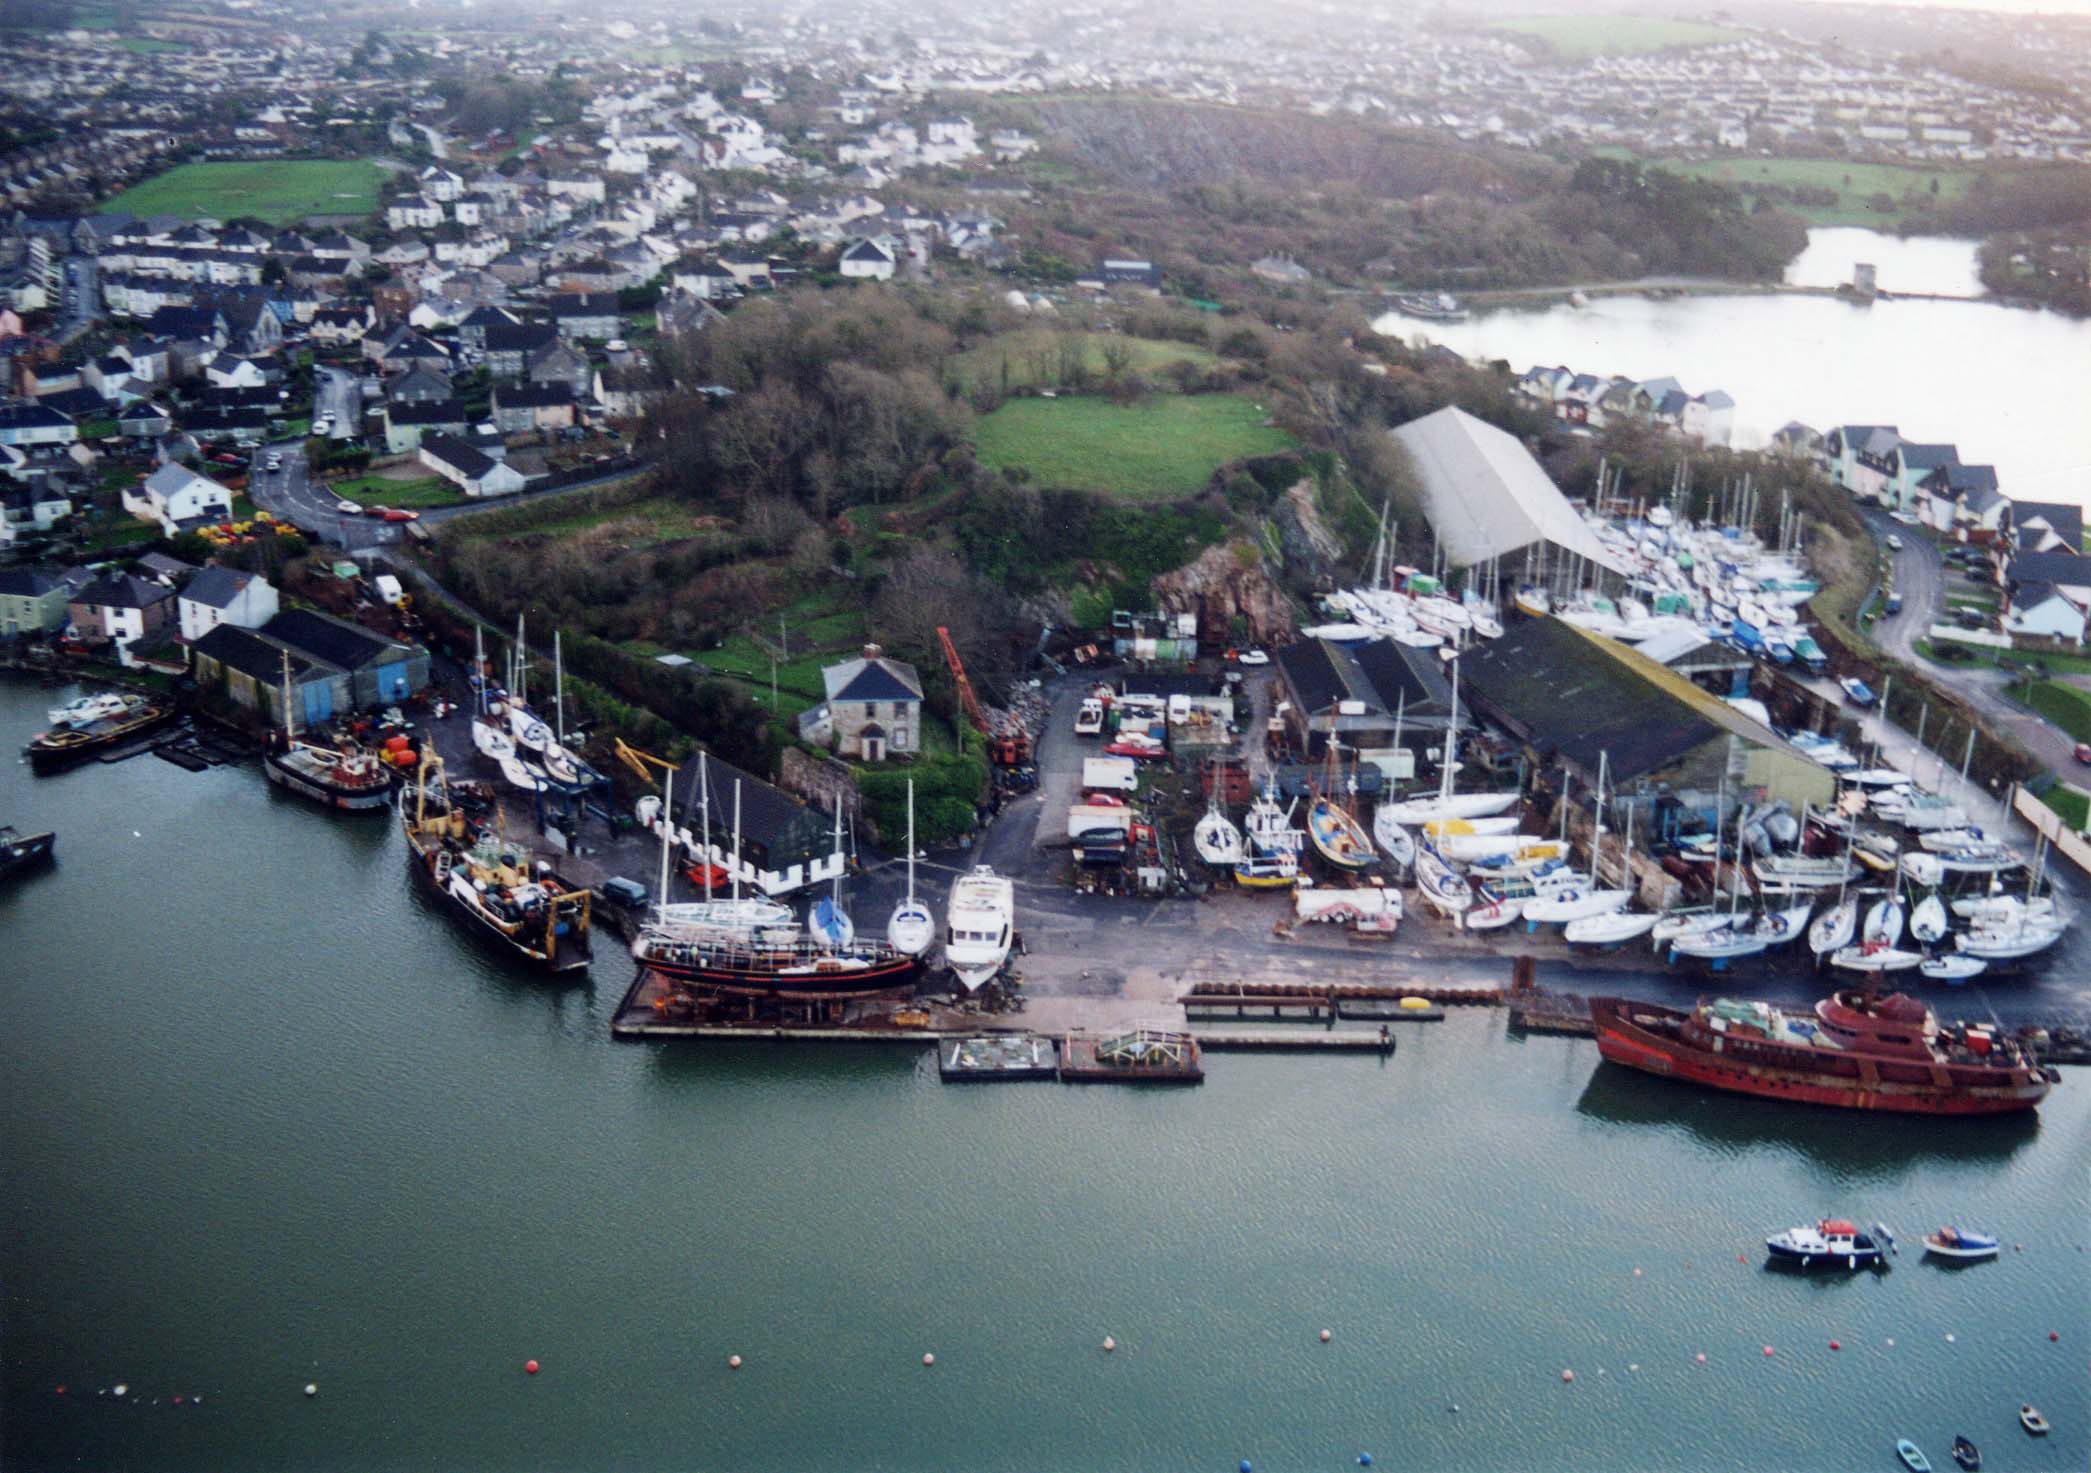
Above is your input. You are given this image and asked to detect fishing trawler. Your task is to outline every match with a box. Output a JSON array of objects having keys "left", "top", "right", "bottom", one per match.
[
  {"left": 400, "top": 750, "right": 592, "bottom": 972},
  {"left": 1590, "top": 987, "right": 2053, "bottom": 1115},
  {"left": 261, "top": 652, "right": 396, "bottom": 812}
]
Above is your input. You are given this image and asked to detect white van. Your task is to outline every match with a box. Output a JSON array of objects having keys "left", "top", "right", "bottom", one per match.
[{"left": 371, "top": 573, "right": 405, "bottom": 605}]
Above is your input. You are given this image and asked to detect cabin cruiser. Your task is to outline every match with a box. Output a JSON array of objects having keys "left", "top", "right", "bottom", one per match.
[{"left": 946, "top": 865, "right": 1015, "bottom": 991}]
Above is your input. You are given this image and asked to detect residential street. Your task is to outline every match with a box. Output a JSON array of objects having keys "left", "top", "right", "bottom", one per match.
[
  {"left": 1865, "top": 507, "right": 2077, "bottom": 778},
  {"left": 312, "top": 364, "right": 363, "bottom": 440}
]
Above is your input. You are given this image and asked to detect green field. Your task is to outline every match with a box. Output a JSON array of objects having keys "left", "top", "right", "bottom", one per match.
[
  {"left": 2014, "top": 679, "right": 2091, "bottom": 742},
  {"left": 325, "top": 473, "right": 470, "bottom": 510},
  {"left": 1645, "top": 156, "right": 1977, "bottom": 228},
  {"left": 972, "top": 395, "right": 1296, "bottom": 500},
  {"left": 101, "top": 159, "right": 384, "bottom": 226},
  {"left": 1492, "top": 15, "right": 1746, "bottom": 59},
  {"left": 948, "top": 331, "right": 1217, "bottom": 396},
  {"left": 2041, "top": 785, "right": 2089, "bottom": 830}
]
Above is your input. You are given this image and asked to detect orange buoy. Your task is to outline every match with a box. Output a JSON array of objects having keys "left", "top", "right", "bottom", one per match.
[
  {"left": 1319, "top": 1329, "right": 1332, "bottom": 1343},
  {"left": 922, "top": 1354, "right": 935, "bottom": 1367},
  {"left": 524, "top": 1360, "right": 540, "bottom": 1375},
  {"left": 1561, "top": 1369, "right": 1574, "bottom": 1383}
]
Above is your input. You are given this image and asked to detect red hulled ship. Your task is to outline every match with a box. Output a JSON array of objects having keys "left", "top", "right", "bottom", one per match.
[{"left": 1590, "top": 989, "right": 2053, "bottom": 1115}]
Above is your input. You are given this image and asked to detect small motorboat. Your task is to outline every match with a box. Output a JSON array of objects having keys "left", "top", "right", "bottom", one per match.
[
  {"left": 2018, "top": 1404, "right": 2048, "bottom": 1437},
  {"left": 1950, "top": 1434, "right": 1979, "bottom": 1471},
  {"left": 1922, "top": 1227, "right": 1999, "bottom": 1262},
  {"left": 45, "top": 691, "right": 130, "bottom": 728},
  {"left": 1840, "top": 676, "right": 1877, "bottom": 706},
  {"left": 1897, "top": 1439, "right": 1931, "bottom": 1473},
  {"left": 1765, "top": 1217, "right": 1885, "bottom": 1269}
]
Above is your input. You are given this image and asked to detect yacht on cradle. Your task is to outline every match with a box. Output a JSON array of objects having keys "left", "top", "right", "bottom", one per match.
[
  {"left": 886, "top": 781, "right": 935, "bottom": 958},
  {"left": 945, "top": 865, "right": 1015, "bottom": 992}
]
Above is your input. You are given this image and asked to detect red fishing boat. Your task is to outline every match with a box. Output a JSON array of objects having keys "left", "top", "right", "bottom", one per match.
[{"left": 1590, "top": 988, "right": 2053, "bottom": 1115}]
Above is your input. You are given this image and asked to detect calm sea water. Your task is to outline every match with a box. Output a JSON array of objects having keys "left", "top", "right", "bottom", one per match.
[
  {"left": 1374, "top": 230, "right": 2091, "bottom": 508},
  {"left": 4, "top": 677, "right": 2086, "bottom": 1473}
]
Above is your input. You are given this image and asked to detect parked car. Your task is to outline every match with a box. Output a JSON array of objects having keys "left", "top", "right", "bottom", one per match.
[
  {"left": 1237, "top": 649, "right": 1271, "bottom": 667},
  {"left": 599, "top": 876, "right": 650, "bottom": 909},
  {"left": 264, "top": 454, "right": 281, "bottom": 472},
  {"left": 363, "top": 504, "right": 391, "bottom": 518},
  {"left": 1884, "top": 594, "right": 1903, "bottom": 614},
  {"left": 2075, "top": 744, "right": 2091, "bottom": 766},
  {"left": 381, "top": 508, "right": 420, "bottom": 523},
  {"left": 335, "top": 499, "right": 362, "bottom": 515},
  {"left": 1886, "top": 533, "right": 1904, "bottom": 551}
]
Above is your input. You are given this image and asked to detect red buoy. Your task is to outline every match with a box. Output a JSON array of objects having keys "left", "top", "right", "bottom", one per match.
[
  {"left": 2050, "top": 1331, "right": 2060, "bottom": 1342},
  {"left": 54, "top": 1386, "right": 66, "bottom": 1396},
  {"left": 524, "top": 1360, "right": 540, "bottom": 1376},
  {"left": 1829, "top": 1341, "right": 1840, "bottom": 1351},
  {"left": 1762, "top": 1346, "right": 1775, "bottom": 1357}
]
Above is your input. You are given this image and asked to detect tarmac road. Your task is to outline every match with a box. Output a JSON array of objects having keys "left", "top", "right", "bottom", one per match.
[
  {"left": 313, "top": 364, "right": 363, "bottom": 441},
  {"left": 1865, "top": 506, "right": 2076, "bottom": 776}
]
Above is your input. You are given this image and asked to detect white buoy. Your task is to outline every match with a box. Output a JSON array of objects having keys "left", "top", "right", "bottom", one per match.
[
  {"left": 113, "top": 1384, "right": 128, "bottom": 1398},
  {"left": 728, "top": 1355, "right": 742, "bottom": 1370},
  {"left": 304, "top": 1383, "right": 318, "bottom": 1397},
  {"left": 1945, "top": 1333, "right": 1956, "bottom": 1343},
  {"left": 1319, "top": 1329, "right": 1332, "bottom": 1343},
  {"left": 921, "top": 1353, "right": 935, "bottom": 1367},
  {"left": 1102, "top": 1337, "right": 1116, "bottom": 1353}
]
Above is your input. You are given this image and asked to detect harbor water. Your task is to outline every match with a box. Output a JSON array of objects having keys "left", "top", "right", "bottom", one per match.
[
  {"left": 3, "top": 678, "right": 2086, "bottom": 1472},
  {"left": 1373, "top": 229, "right": 2091, "bottom": 508}
]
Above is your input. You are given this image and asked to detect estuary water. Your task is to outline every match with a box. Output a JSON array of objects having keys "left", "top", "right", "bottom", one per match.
[
  {"left": 1374, "top": 230, "right": 2091, "bottom": 508},
  {"left": 2, "top": 676, "right": 2087, "bottom": 1473}
]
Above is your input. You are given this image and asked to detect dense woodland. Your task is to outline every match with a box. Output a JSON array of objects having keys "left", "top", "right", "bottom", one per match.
[{"left": 984, "top": 99, "right": 1810, "bottom": 292}]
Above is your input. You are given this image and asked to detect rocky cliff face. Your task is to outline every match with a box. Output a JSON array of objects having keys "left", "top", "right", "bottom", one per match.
[
  {"left": 1152, "top": 540, "right": 1298, "bottom": 648},
  {"left": 1270, "top": 478, "right": 1346, "bottom": 582}
]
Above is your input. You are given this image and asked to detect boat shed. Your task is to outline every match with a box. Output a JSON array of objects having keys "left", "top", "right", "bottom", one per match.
[
  {"left": 668, "top": 751, "right": 845, "bottom": 898},
  {"left": 1458, "top": 620, "right": 1833, "bottom": 811},
  {"left": 1275, "top": 635, "right": 1457, "bottom": 778},
  {"left": 1388, "top": 406, "right": 1629, "bottom": 578},
  {"left": 189, "top": 609, "right": 427, "bottom": 725}
]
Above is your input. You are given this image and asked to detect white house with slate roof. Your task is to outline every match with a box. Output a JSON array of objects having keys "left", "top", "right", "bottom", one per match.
[
  {"left": 818, "top": 646, "right": 923, "bottom": 761},
  {"left": 177, "top": 564, "right": 278, "bottom": 642},
  {"left": 838, "top": 236, "right": 898, "bottom": 280},
  {"left": 124, "top": 462, "right": 232, "bottom": 535}
]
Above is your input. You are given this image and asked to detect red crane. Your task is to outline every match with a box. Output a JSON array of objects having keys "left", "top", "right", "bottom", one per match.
[
  {"left": 936, "top": 625, "right": 1030, "bottom": 767},
  {"left": 936, "top": 625, "right": 989, "bottom": 736}
]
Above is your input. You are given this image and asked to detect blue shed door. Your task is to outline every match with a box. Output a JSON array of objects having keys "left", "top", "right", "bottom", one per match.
[
  {"left": 373, "top": 661, "right": 410, "bottom": 702},
  {"left": 302, "top": 682, "right": 334, "bottom": 726}
]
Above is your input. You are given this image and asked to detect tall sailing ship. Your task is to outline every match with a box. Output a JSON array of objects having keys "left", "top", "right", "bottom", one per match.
[
  {"left": 1590, "top": 988, "right": 2053, "bottom": 1115},
  {"left": 400, "top": 751, "right": 592, "bottom": 972},
  {"left": 629, "top": 770, "right": 922, "bottom": 999}
]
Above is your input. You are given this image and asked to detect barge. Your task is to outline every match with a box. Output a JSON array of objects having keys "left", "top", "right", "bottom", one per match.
[{"left": 25, "top": 696, "right": 176, "bottom": 772}]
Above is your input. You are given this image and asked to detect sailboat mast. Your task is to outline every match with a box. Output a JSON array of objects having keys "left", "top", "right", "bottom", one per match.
[
  {"left": 656, "top": 769, "right": 674, "bottom": 919},
  {"left": 280, "top": 648, "right": 295, "bottom": 744},
  {"left": 554, "top": 629, "right": 565, "bottom": 746},
  {"left": 731, "top": 781, "right": 743, "bottom": 903},
  {"left": 514, "top": 612, "right": 527, "bottom": 708},
  {"left": 1439, "top": 662, "right": 1460, "bottom": 805},
  {"left": 1591, "top": 751, "right": 1608, "bottom": 885},
  {"left": 473, "top": 622, "right": 487, "bottom": 715},
  {"left": 699, "top": 754, "right": 713, "bottom": 903},
  {"left": 905, "top": 779, "right": 917, "bottom": 905}
]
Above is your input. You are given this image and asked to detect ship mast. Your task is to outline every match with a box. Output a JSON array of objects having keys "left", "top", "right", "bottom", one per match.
[
  {"left": 279, "top": 648, "right": 295, "bottom": 746},
  {"left": 698, "top": 753, "right": 713, "bottom": 903},
  {"left": 655, "top": 768, "right": 674, "bottom": 922}
]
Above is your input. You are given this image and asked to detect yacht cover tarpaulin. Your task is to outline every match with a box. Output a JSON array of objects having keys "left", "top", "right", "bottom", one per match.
[{"left": 1389, "top": 406, "right": 1630, "bottom": 576}]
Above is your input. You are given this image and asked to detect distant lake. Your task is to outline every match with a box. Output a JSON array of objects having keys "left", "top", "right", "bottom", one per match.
[{"left": 1375, "top": 230, "right": 2091, "bottom": 509}]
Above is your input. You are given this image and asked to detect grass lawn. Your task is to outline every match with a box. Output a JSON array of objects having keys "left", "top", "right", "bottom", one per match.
[
  {"left": 948, "top": 331, "right": 1217, "bottom": 396},
  {"left": 2013, "top": 679, "right": 2091, "bottom": 742},
  {"left": 117, "top": 36, "right": 184, "bottom": 53},
  {"left": 1644, "top": 156, "right": 1977, "bottom": 228},
  {"left": 100, "top": 159, "right": 384, "bottom": 226},
  {"left": 1491, "top": 15, "right": 1745, "bottom": 58},
  {"left": 2041, "top": 785, "right": 2089, "bottom": 831},
  {"left": 973, "top": 394, "right": 1295, "bottom": 500},
  {"left": 324, "top": 473, "right": 470, "bottom": 510}
]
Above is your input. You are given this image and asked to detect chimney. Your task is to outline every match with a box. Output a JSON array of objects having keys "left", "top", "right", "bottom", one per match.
[{"left": 862, "top": 643, "right": 882, "bottom": 660}]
